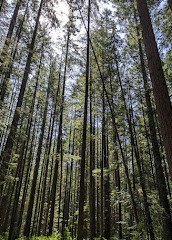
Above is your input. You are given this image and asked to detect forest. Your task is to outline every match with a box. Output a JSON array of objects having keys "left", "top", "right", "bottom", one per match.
[{"left": 0, "top": 0, "right": 172, "bottom": 239}]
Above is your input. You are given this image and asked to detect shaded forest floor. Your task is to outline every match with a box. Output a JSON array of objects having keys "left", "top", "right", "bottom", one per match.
[{"left": 0, "top": 232, "right": 140, "bottom": 240}]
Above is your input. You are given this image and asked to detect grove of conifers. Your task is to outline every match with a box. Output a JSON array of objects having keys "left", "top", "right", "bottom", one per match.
[{"left": 0, "top": 0, "right": 172, "bottom": 239}]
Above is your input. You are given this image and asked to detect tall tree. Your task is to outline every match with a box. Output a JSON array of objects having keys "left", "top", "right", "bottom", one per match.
[
  {"left": 0, "top": 0, "right": 22, "bottom": 71},
  {"left": 77, "top": 0, "right": 91, "bottom": 239},
  {"left": 134, "top": 8, "right": 172, "bottom": 238},
  {"left": 6, "top": 46, "right": 44, "bottom": 240},
  {"left": 48, "top": 17, "right": 72, "bottom": 235},
  {"left": 89, "top": 66, "right": 96, "bottom": 240},
  {"left": 136, "top": 0, "right": 172, "bottom": 181},
  {"left": 23, "top": 64, "right": 51, "bottom": 237},
  {"left": 0, "top": 0, "right": 44, "bottom": 195},
  {"left": 0, "top": 0, "right": 29, "bottom": 102}
]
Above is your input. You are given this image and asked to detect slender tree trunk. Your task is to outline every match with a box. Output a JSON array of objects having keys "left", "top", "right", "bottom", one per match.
[
  {"left": 57, "top": 143, "right": 63, "bottom": 231},
  {"left": 43, "top": 133, "right": 56, "bottom": 235},
  {"left": 104, "top": 134, "right": 111, "bottom": 240},
  {"left": 113, "top": 132, "right": 122, "bottom": 239},
  {"left": 101, "top": 91, "right": 111, "bottom": 239},
  {"left": 96, "top": 117, "right": 100, "bottom": 237},
  {"left": 130, "top": 101, "right": 155, "bottom": 240},
  {"left": 0, "top": 0, "right": 29, "bottom": 102},
  {"left": 23, "top": 70, "right": 51, "bottom": 237},
  {"left": 0, "top": 0, "right": 22, "bottom": 71},
  {"left": 89, "top": 65, "right": 95, "bottom": 240},
  {"left": 136, "top": 0, "right": 172, "bottom": 181},
  {"left": 37, "top": 64, "right": 61, "bottom": 235},
  {"left": 34, "top": 115, "right": 53, "bottom": 236},
  {"left": 16, "top": 106, "right": 39, "bottom": 237},
  {"left": 71, "top": 161, "right": 78, "bottom": 239},
  {"left": 100, "top": 90, "right": 105, "bottom": 240},
  {"left": 0, "top": 0, "right": 44, "bottom": 193},
  {"left": 131, "top": 146, "right": 136, "bottom": 191},
  {"left": 116, "top": 59, "right": 155, "bottom": 240},
  {"left": 140, "top": 97, "right": 156, "bottom": 189},
  {"left": 67, "top": 128, "right": 75, "bottom": 230},
  {"left": 62, "top": 167, "right": 69, "bottom": 237},
  {"left": 77, "top": 1, "right": 90, "bottom": 239},
  {"left": 7, "top": 44, "right": 44, "bottom": 240},
  {"left": 62, "top": 125, "right": 72, "bottom": 237},
  {"left": 116, "top": 165, "right": 122, "bottom": 239},
  {"left": 85, "top": 23, "right": 139, "bottom": 225},
  {"left": 104, "top": 73, "right": 139, "bottom": 224},
  {"left": 48, "top": 25, "right": 71, "bottom": 235}
]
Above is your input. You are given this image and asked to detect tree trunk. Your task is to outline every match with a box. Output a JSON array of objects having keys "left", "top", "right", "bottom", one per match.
[
  {"left": 87, "top": 24, "right": 139, "bottom": 225},
  {"left": 57, "top": 143, "right": 63, "bottom": 231},
  {"left": 96, "top": 117, "right": 100, "bottom": 237},
  {"left": 116, "top": 59, "right": 155, "bottom": 240},
  {"left": 0, "top": 0, "right": 44, "bottom": 193},
  {"left": 0, "top": 0, "right": 22, "bottom": 72},
  {"left": 140, "top": 97, "right": 156, "bottom": 189},
  {"left": 0, "top": 0, "right": 29, "bottom": 102},
  {"left": 77, "top": 1, "right": 90, "bottom": 239},
  {"left": 7, "top": 44, "right": 44, "bottom": 240},
  {"left": 48, "top": 25, "right": 71, "bottom": 235},
  {"left": 23, "top": 70, "right": 51, "bottom": 237},
  {"left": 104, "top": 133, "right": 111, "bottom": 240},
  {"left": 89, "top": 64, "right": 95, "bottom": 240},
  {"left": 43, "top": 133, "right": 57, "bottom": 235},
  {"left": 16, "top": 106, "right": 39, "bottom": 237},
  {"left": 37, "top": 62, "right": 61, "bottom": 235},
  {"left": 67, "top": 128, "right": 75, "bottom": 231},
  {"left": 134, "top": 6, "right": 172, "bottom": 237},
  {"left": 62, "top": 125, "right": 72, "bottom": 237},
  {"left": 136, "top": 0, "right": 172, "bottom": 182},
  {"left": 113, "top": 133, "right": 122, "bottom": 239}
]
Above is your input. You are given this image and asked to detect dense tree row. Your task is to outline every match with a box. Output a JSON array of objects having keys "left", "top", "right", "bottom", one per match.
[{"left": 0, "top": 0, "right": 172, "bottom": 239}]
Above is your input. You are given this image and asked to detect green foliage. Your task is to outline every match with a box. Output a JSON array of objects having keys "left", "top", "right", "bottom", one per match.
[
  {"left": 16, "top": 232, "right": 62, "bottom": 240},
  {"left": 0, "top": 232, "right": 8, "bottom": 240}
]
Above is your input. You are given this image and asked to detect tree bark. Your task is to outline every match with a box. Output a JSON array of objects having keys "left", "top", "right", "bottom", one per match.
[
  {"left": 37, "top": 67, "right": 61, "bottom": 235},
  {"left": 7, "top": 44, "right": 43, "bottom": 240},
  {"left": 48, "top": 25, "right": 71, "bottom": 235},
  {"left": 96, "top": 117, "right": 100, "bottom": 237},
  {"left": 136, "top": 0, "right": 172, "bottom": 182},
  {"left": 62, "top": 125, "right": 72, "bottom": 237},
  {"left": 134, "top": 6, "right": 172, "bottom": 237},
  {"left": 77, "top": 1, "right": 90, "bottom": 239},
  {"left": 116, "top": 59, "right": 155, "bottom": 240},
  {"left": 84, "top": 20, "right": 139, "bottom": 225},
  {"left": 0, "top": 0, "right": 22, "bottom": 72},
  {"left": 89, "top": 64, "right": 96, "bottom": 240},
  {"left": 0, "top": 0, "right": 44, "bottom": 193},
  {"left": 16, "top": 106, "right": 39, "bottom": 238},
  {"left": 0, "top": 0, "right": 29, "bottom": 102},
  {"left": 23, "top": 69, "right": 51, "bottom": 237},
  {"left": 104, "top": 134, "right": 111, "bottom": 240}
]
